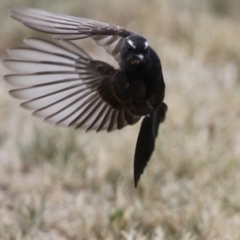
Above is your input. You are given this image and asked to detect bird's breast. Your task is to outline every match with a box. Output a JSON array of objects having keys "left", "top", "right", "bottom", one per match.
[{"left": 112, "top": 74, "right": 151, "bottom": 108}]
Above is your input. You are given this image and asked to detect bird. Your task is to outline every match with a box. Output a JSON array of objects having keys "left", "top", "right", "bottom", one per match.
[{"left": 3, "top": 8, "right": 168, "bottom": 187}]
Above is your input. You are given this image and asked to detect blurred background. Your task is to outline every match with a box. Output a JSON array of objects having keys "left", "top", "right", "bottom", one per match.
[{"left": 0, "top": 0, "right": 240, "bottom": 239}]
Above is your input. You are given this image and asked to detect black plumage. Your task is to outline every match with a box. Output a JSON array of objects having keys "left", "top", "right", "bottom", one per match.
[{"left": 3, "top": 8, "right": 168, "bottom": 187}]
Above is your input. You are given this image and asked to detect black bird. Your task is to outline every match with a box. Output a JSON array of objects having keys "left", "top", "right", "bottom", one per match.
[{"left": 3, "top": 8, "right": 168, "bottom": 187}]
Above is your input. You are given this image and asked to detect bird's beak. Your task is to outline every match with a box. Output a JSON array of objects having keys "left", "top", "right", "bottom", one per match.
[{"left": 136, "top": 54, "right": 144, "bottom": 61}]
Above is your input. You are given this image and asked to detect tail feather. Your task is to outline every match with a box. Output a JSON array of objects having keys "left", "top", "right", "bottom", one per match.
[{"left": 134, "top": 102, "right": 167, "bottom": 187}]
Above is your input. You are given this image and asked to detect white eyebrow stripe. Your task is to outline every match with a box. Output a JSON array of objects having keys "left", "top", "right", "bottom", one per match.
[
  {"left": 127, "top": 39, "right": 136, "bottom": 49},
  {"left": 144, "top": 41, "right": 149, "bottom": 49}
]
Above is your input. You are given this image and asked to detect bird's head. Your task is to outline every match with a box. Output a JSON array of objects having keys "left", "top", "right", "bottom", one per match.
[{"left": 121, "top": 34, "right": 149, "bottom": 66}]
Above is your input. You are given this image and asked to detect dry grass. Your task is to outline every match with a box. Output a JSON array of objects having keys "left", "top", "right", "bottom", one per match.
[{"left": 1, "top": 0, "right": 240, "bottom": 239}]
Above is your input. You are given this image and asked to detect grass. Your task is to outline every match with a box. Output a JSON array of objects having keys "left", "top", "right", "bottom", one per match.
[{"left": 0, "top": 0, "right": 240, "bottom": 239}]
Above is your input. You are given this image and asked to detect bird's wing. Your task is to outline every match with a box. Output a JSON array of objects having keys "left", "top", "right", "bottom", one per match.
[
  {"left": 134, "top": 102, "right": 168, "bottom": 187},
  {"left": 10, "top": 8, "right": 133, "bottom": 62},
  {"left": 3, "top": 38, "right": 141, "bottom": 131}
]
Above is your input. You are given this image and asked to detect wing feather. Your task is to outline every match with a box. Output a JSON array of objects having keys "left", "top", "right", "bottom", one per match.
[
  {"left": 4, "top": 38, "right": 141, "bottom": 131},
  {"left": 10, "top": 8, "right": 133, "bottom": 62}
]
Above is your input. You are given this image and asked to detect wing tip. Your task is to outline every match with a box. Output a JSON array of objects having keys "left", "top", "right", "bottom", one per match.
[
  {"left": 8, "top": 89, "right": 18, "bottom": 98},
  {"left": 10, "top": 7, "right": 29, "bottom": 21},
  {"left": 3, "top": 74, "right": 23, "bottom": 86}
]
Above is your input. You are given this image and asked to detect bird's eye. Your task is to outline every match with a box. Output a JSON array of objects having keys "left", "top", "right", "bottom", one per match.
[{"left": 128, "top": 45, "right": 133, "bottom": 51}]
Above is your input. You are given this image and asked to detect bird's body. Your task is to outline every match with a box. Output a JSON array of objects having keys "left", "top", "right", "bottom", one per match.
[{"left": 3, "top": 8, "right": 168, "bottom": 187}]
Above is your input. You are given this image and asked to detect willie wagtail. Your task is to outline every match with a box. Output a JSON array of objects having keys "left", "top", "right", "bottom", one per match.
[{"left": 3, "top": 8, "right": 168, "bottom": 187}]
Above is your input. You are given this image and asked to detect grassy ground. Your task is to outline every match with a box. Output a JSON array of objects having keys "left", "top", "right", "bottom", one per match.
[{"left": 1, "top": 0, "right": 240, "bottom": 239}]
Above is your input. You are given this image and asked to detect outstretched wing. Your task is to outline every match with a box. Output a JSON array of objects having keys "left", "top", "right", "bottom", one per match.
[
  {"left": 3, "top": 38, "right": 141, "bottom": 131},
  {"left": 134, "top": 102, "right": 168, "bottom": 187},
  {"left": 10, "top": 8, "right": 133, "bottom": 62}
]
